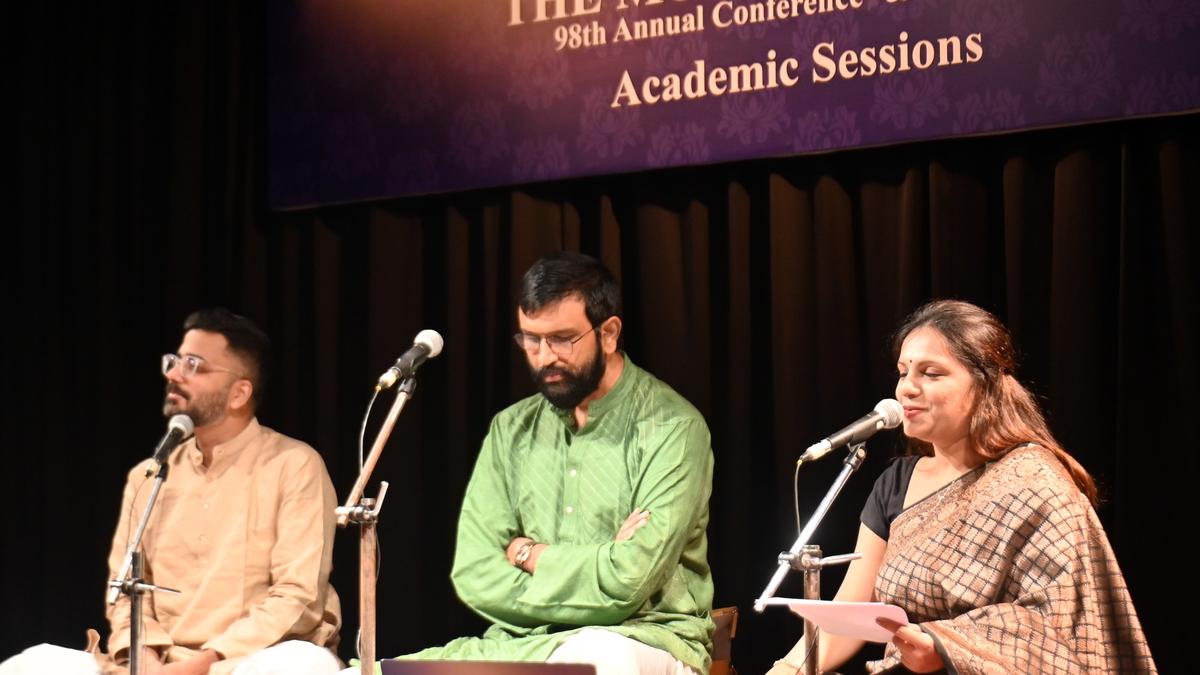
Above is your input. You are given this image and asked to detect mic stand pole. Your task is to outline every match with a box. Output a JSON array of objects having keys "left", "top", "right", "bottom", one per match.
[
  {"left": 107, "top": 462, "right": 182, "bottom": 675},
  {"left": 337, "top": 376, "right": 416, "bottom": 675},
  {"left": 753, "top": 442, "right": 869, "bottom": 675}
]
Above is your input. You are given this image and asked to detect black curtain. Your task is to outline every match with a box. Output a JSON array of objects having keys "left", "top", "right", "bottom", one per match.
[{"left": 9, "top": 3, "right": 1195, "bottom": 673}]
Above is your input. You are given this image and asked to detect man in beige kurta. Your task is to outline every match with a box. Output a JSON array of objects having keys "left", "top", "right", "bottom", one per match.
[
  {"left": 0, "top": 309, "right": 342, "bottom": 675},
  {"left": 106, "top": 309, "right": 342, "bottom": 675},
  {"left": 106, "top": 418, "right": 342, "bottom": 674}
]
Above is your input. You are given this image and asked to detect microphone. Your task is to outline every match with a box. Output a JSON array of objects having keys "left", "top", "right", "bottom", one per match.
[
  {"left": 798, "top": 399, "right": 903, "bottom": 463},
  {"left": 145, "top": 414, "right": 195, "bottom": 475},
  {"left": 376, "top": 329, "right": 444, "bottom": 390}
]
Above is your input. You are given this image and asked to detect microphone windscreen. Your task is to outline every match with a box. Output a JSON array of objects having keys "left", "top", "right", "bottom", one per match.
[
  {"left": 414, "top": 329, "right": 444, "bottom": 358},
  {"left": 168, "top": 414, "right": 195, "bottom": 437},
  {"left": 873, "top": 399, "right": 903, "bottom": 428}
]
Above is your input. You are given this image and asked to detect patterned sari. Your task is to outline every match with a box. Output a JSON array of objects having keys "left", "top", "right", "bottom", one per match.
[{"left": 867, "top": 445, "right": 1156, "bottom": 674}]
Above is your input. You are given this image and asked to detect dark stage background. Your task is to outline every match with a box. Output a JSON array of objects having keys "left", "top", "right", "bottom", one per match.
[{"left": 8, "top": 3, "right": 1196, "bottom": 673}]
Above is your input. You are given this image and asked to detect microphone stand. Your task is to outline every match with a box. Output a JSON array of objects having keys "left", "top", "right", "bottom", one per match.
[
  {"left": 337, "top": 376, "right": 417, "bottom": 675},
  {"left": 754, "top": 442, "right": 868, "bottom": 675},
  {"left": 107, "top": 462, "right": 182, "bottom": 675}
]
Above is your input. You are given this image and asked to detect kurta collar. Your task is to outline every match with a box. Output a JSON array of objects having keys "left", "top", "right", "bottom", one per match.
[
  {"left": 552, "top": 352, "right": 635, "bottom": 430},
  {"left": 184, "top": 417, "right": 261, "bottom": 471}
]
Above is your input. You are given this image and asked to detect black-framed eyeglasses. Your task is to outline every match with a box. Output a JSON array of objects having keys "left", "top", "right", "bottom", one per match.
[
  {"left": 512, "top": 327, "right": 598, "bottom": 356},
  {"left": 161, "top": 353, "right": 242, "bottom": 379}
]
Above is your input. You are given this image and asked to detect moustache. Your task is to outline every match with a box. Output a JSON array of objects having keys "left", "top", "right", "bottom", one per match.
[
  {"left": 536, "top": 366, "right": 571, "bottom": 382},
  {"left": 165, "top": 384, "right": 190, "bottom": 401}
]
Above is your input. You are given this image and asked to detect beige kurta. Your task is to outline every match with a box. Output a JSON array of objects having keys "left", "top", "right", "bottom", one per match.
[{"left": 106, "top": 418, "right": 341, "bottom": 674}]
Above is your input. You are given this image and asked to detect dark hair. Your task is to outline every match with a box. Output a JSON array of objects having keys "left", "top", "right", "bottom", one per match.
[
  {"left": 894, "top": 299, "right": 1098, "bottom": 505},
  {"left": 519, "top": 252, "right": 622, "bottom": 327},
  {"left": 183, "top": 308, "right": 271, "bottom": 409}
]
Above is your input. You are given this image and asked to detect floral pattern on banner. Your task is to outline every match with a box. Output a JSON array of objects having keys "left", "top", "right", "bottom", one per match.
[
  {"left": 647, "top": 123, "right": 711, "bottom": 167},
  {"left": 718, "top": 90, "right": 791, "bottom": 145},
  {"left": 450, "top": 101, "right": 509, "bottom": 171},
  {"left": 1125, "top": 72, "right": 1200, "bottom": 115},
  {"left": 577, "top": 88, "right": 645, "bottom": 162},
  {"left": 953, "top": 90, "right": 1026, "bottom": 133},
  {"left": 870, "top": 71, "right": 951, "bottom": 130},
  {"left": 512, "top": 137, "right": 571, "bottom": 182},
  {"left": 1119, "top": 0, "right": 1200, "bottom": 42},
  {"left": 1035, "top": 31, "right": 1120, "bottom": 114},
  {"left": 793, "top": 107, "right": 862, "bottom": 152}
]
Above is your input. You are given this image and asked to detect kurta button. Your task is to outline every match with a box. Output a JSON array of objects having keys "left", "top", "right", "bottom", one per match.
[
  {"left": 568, "top": 469, "right": 578, "bottom": 477},
  {"left": 565, "top": 506, "right": 574, "bottom": 514}
]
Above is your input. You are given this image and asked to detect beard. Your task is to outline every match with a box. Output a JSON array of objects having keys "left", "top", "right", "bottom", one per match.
[
  {"left": 531, "top": 347, "right": 606, "bottom": 410},
  {"left": 163, "top": 381, "right": 230, "bottom": 427}
]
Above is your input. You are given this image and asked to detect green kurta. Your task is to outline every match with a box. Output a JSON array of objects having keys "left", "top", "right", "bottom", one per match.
[{"left": 407, "top": 354, "right": 715, "bottom": 673}]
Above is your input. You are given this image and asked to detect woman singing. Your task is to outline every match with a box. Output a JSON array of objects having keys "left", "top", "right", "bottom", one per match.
[{"left": 769, "top": 300, "right": 1156, "bottom": 674}]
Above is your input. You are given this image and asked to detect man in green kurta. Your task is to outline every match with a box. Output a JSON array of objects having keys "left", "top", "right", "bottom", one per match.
[{"left": 407, "top": 252, "right": 714, "bottom": 675}]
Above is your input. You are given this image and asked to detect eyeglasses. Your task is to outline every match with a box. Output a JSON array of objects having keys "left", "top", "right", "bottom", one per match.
[
  {"left": 512, "top": 327, "right": 598, "bottom": 356},
  {"left": 161, "top": 353, "right": 242, "bottom": 379}
]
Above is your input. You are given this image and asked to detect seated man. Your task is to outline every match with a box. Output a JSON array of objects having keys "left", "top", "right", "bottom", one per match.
[
  {"left": 391, "top": 253, "right": 715, "bottom": 675},
  {"left": 2, "top": 308, "right": 343, "bottom": 675}
]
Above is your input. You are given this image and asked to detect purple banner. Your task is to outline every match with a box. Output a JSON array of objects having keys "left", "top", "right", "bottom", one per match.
[{"left": 268, "top": 0, "right": 1200, "bottom": 209}]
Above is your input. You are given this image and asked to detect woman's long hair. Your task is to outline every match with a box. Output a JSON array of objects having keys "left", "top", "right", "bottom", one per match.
[{"left": 893, "top": 300, "right": 1098, "bottom": 505}]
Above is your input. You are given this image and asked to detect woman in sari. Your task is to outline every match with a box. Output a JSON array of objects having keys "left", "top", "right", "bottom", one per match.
[{"left": 769, "top": 300, "right": 1156, "bottom": 674}]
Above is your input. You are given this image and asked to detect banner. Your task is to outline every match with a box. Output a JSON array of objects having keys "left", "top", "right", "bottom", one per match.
[{"left": 268, "top": 0, "right": 1200, "bottom": 209}]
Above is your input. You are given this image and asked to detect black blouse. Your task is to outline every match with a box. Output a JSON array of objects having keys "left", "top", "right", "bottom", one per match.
[{"left": 860, "top": 455, "right": 922, "bottom": 540}]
